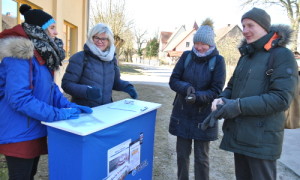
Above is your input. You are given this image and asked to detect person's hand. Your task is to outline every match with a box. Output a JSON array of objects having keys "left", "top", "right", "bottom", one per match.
[
  {"left": 211, "top": 98, "right": 224, "bottom": 111},
  {"left": 72, "top": 104, "right": 93, "bottom": 114},
  {"left": 215, "top": 98, "right": 241, "bottom": 119},
  {"left": 58, "top": 108, "right": 80, "bottom": 120},
  {"left": 86, "top": 86, "right": 102, "bottom": 100},
  {"left": 124, "top": 85, "right": 138, "bottom": 99},
  {"left": 185, "top": 86, "right": 196, "bottom": 104}
]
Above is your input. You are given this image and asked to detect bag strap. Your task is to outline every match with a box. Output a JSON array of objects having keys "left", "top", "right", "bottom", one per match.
[
  {"left": 266, "top": 48, "right": 280, "bottom": 76},
  {"left": 184, "top": 52, "right": 217, "bottom": 72},
  {"left": 83, "top": 51, "right": 88, "bottom": 70},
  {"left": 208, "top": 56, "right": 217, "bottom": 72},
  {"left": 184, "top": 52, "right": 192, "bottom": 69}
]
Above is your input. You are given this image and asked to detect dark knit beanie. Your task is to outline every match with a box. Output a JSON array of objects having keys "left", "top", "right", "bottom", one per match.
[
  {"left": 193, "top": 18, "right": 215, "bottom": 46},
  {"left": 241, "top": 7, "right": 271, "bottom": 32},
  {"left": 19, "top": 4, "right": 55, "bottom": 30}
]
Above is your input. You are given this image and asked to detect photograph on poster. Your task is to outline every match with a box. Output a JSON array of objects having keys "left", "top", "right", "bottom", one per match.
[
  {"left": 107, "top": 139, "right": 131, "bottom": 175},
  {"left": 104, "top": 133, "right": 144, "bottom": 180},
  {"left": 129, "top": 139, "right": 141, "bottom": 172}
]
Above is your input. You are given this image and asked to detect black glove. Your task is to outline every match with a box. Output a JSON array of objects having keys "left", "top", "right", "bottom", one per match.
[
  {"left": 86, "top": 86, "right": 102, "bottom": 100},
  {"left": 185, "top": 86, "right": 196, "bottom": 104},
  {"left": 215, "top": 98, "right": 241, "bottom": 119},
  {"left": 124, "top": 85, "right": 138, "bottom": 99},
  {"left": 201, "top": 104, "right": 223, "bottom": 130}
]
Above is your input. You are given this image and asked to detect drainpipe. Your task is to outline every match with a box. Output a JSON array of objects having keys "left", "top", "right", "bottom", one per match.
[{"left": 87, "top": 0, "right": 90, "bottom": 32}]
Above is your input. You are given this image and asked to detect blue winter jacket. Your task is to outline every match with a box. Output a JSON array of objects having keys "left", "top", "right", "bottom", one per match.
[
  {"left": 169, "top": 48, "right": 226, "bottom": 140},
  {"left": 0, "top": 37, "right": 74, "bottom": 144},
  {"left": 62, "top": 45, "right": 131, "bottom": 107}
]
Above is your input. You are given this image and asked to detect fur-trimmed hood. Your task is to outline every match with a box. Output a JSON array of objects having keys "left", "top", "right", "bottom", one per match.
[
  {"left": 0, "top": 36, "right": 34, "bottom": 62},
  {"left": 239, "top": 24, "right": 293, "bottom": 48}
]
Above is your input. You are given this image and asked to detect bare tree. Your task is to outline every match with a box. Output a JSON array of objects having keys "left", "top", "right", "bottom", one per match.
[
  {"left": 121, "top": 29, "right": 135, "bottom": 62},
  {"left": 90, "top": 0, "right": 133, "bottom": 56},
  {"left": 134, "top": 28, "right": 147, "bottom": 60},
  {"left": 242, "top": 0, "right": 300, "bottom": 51}
]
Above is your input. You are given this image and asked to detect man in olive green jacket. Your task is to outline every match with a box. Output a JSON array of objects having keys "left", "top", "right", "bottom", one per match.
[{"left": 211, "top": 7, "right": 298, "bottom": 180}]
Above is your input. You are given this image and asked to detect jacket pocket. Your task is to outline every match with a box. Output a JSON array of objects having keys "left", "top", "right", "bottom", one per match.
[
  {"left": 169, "top": 116, "right": 180, "bottom": 135},
  {"left": 235, "top": 117, "right": 264, "bottom": 147},
  {"left": 263, "top": 130, "right": 284, "bottom": 144}
]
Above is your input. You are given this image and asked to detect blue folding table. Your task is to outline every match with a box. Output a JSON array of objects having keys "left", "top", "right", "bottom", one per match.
[{"left": 43, "top": 99, "right": 161, "bottom": 180}]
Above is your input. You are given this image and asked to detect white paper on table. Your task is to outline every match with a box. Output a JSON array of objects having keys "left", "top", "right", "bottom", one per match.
[{"left": 108, "top": 100, "right": 148, "bottom": 112}]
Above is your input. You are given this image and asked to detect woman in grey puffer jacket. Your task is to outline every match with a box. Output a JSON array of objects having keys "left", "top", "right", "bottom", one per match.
[{"left": 62, "top": 23, "right": 137, "bottom": 107}]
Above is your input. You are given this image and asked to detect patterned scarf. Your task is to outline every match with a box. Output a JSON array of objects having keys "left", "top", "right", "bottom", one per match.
[{"left": 22, "top": 23, "right": 65, "bottom": 70}]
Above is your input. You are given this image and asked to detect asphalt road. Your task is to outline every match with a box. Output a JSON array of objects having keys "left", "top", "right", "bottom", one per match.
[{"left": 121, "top": 63, "right": 173, "bottom": 87}]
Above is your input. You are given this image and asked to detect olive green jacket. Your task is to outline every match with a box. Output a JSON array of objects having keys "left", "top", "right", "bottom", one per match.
[{"left": 220, "top": 25, "right": 298, "bottom": 160}]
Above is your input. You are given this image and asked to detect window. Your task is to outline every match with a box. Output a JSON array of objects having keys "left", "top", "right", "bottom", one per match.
[
  {"left": 1, "top": 0, "right": 41, "bottom": 31},
  {"left": 186, "top": 42, "right": 190, "bottom": 48},
  {"left": 63, "top": 21, "right": 78, "bottom": 58}
]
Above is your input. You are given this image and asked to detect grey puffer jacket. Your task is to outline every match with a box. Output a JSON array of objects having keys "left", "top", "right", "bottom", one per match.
[
  {"left": 220, "top": 25, "right": 298, "bottom": 160},
  {"left": 62, "top": 45, "right": 131, "bottom": 107},
  {"left": 169, "top": 48, "right": 226, "bottom": 141}
]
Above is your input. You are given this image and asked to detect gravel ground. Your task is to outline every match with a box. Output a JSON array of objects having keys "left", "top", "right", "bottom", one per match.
[
  {"left": 1, "top": 83, "right": 299, "bottom": 180},
  {"left": 114, "top": 84, "right": 300, "bottom": 180}
]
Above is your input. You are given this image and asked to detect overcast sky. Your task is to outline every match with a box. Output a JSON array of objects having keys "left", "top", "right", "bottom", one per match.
[{"left": 125, "top": 0, "right": 289, "bottom": 36}]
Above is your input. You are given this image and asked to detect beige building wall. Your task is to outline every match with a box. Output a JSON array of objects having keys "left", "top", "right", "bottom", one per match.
[
  {"left": 15, "top": 0, "right": 88, "bottom": 54},
  {"left": 25, "top": 0, "right": 89, "bottom": 87},
  {"left": 1, "top": 0, "right": 89, "bottom": 88}
]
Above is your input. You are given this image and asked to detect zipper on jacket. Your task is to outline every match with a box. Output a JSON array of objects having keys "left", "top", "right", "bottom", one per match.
[
  {"left": 247, "top": 68, "right": 252, "bottom": 80},
  {"left": 101, "top": 62, "right": 105, "bottom": 103},
  {"left": 243, "top": 68, "right": 252, "bottom": 86},
  {"left": 27, "top": 117, "right": 31, "bottom": 128},
  {"left": 49, "top": 82, "right": 54, "bottom": 106},
  {"left": 199, "top": 107, "right": 202, "bottom": 112},
  {"left": 235, "top": 57, "right": 247, "bottom": 78}
]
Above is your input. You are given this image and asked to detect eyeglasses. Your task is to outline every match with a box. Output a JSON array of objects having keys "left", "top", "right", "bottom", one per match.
[{"left": 92, "top": 36, "right": 108, "bottom": 42}]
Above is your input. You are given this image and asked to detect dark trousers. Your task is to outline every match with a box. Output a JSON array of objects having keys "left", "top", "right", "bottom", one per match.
[
  {"left": 234, "top": 153, "right": 276, "bottom": 180},
  {"left": 5, "top": 156, "right": 40, "bottom": 180},
  {"left": 176, "top": 136, "right": 210, "bottom": 180}
]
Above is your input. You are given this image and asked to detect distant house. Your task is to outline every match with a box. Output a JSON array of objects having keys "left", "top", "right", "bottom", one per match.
[
  {"left": 158, "top": 23, "right": 243, "bottom": 66},
  {"left": 158, "top": 31, "right": 172, "bottom": 57},
  {"left": 159, "top": 22, "right": 198, "bottom": 64},
  {"left": 215, "top": 24, "right": 243, "bottom": 66},
  {"left": 2, "top": 12, "right": 17, "bottom": 30}
]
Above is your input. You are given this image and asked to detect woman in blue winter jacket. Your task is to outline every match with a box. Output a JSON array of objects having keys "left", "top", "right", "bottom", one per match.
[
  {"left": 62, "top": 23, "right": 138, "bottom": 108},
  {"left": 169, "top": 18, "right": 226, "bottom": 180},
  {"left": 0, "top": 4, "right": 92, "bottom": 180}
]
